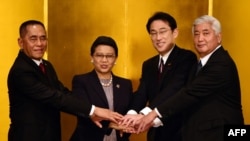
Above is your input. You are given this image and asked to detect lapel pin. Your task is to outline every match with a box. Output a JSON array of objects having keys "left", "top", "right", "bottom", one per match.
[{"left": 116, "top": 84, "right": 120, "bottom": 88}]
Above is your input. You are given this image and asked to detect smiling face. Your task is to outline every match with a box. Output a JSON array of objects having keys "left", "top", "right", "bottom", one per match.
[
  {"left": 193, "top": 22, "right": 221, "bottom": 57},
  {"left": 18, "top": 24, "right": 47, "bottom": 60},
  {"left": 149, "top": 20, "right": 178, "bottom": 56},
  {"left": 91, "top": 45, "right": 117, "bottom": 77}
]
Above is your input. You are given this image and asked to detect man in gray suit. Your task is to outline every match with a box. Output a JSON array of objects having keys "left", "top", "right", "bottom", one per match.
[{"left": 135, "top": 15, "right": 244, "bottom": 141}]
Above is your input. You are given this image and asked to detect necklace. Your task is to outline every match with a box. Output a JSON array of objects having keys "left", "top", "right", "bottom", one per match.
[{"left": 100, "top": 75, "right": 113, "bottom": 87}]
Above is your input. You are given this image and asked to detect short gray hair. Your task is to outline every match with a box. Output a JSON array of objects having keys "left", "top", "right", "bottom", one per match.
[{"left": 192, "top": 15, "right": 221, "bottom": 35}]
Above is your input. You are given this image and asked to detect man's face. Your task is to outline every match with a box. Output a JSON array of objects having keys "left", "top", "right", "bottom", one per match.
[
  {"left": 18, "top": 24, "right": 47, "bottom": 60},
  {"left": 149, "top": 20, "right": 178, "bottom": 55},
  {"left": 193, "top": 22, "right": 221, "bottom": 57}
]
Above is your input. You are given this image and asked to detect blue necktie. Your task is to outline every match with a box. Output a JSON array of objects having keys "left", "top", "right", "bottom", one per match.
[{"left": 196, "top": 61, "right": 202, "bottom": 75}]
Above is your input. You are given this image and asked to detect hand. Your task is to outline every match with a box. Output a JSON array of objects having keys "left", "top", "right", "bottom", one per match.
[
  {"left": 134, "top": 110, "right": 158, "bottom": 134},
  {"left": 120, "top": 114, "right": 144, "bottom": 127},
  {"left": 91, "top": 107, "right": 123, "bottom": 128},
  {"left": 110, "top": 122, "right": 127, "bottom": 130},
  {"left": 109, "top": 122, "right": 136, "bottom": 136}
]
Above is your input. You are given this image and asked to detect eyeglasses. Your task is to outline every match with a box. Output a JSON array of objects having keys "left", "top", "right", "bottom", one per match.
[
  {"left": 93, "top": 54, "right": 116, "bottom": 60},
  {"left": 149, "top": 29, "right": 170, "bottom": 38}
]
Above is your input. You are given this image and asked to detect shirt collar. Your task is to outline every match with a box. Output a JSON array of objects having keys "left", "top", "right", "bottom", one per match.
[
  {"left": 159, "top": 45, "right": 175, "bottom": 64},
  {"left": 199, "top": 45, "right": 221, "bottom": 66},
  {"left": 32, "top": 59, "right": 43, "bottom": 66}
]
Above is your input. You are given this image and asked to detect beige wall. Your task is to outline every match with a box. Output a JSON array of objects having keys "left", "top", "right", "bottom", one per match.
[{"left": 1, "top": 0, "right": 249, "bottom": 141}]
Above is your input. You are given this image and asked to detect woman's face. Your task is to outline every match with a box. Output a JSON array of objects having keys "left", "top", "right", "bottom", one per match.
[{"left": 91, "top": 45, "right": 117, "bottom": 75}]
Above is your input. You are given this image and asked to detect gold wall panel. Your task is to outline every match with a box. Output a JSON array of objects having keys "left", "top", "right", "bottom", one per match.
[
  {"left": 48, "top": 0, "right": 208, "bottom": 140},
  {"left": 1, "top": 1, "right": 249, "bottom": 141},
  {"left": 0, "top": 0, "right": 45, "bottom": 140},
  {"left": 213, "top": 0, "right": 250, "bottom": 124}
]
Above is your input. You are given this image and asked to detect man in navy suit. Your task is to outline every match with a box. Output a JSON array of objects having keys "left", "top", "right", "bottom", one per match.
[
  {"left": 121, "top": 12, "right": 197, "bottom": 141},
  {"left": 7, "top": 20, "right": 123, "bottom": 141},
  {"left": 135, "top": 15, "right": 244, "bottom": 141}
]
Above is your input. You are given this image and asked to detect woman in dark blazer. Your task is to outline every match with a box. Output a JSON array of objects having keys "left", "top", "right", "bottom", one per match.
[{"left": 70, "top": 36, "right": 133, "bottom": 141}]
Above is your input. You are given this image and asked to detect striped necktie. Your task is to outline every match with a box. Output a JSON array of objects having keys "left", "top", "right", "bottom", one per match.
[
  {"left": 158, "top": 58, "right": 164, "bottom": 80},
  {"left": 159, "top": 58, "right": 164, "bottom": 74}
]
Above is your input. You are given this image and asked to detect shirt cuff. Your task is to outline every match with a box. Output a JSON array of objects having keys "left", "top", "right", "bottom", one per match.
[
  {"left": 140, "top": 107, "right": 152, "bottom": 115},
  {"left": 153, "top": 117, "right": 163, "bottom": 127},
  {"left": 127, "top": 109, "right": 138, "bottom": 115},
  {"left": 89, "top": 105, "right": 95, "bottom": 116},
  {"left": 140, "top": 107, "right": 163, "bottom": 127},
  {"left": 154, "top": 108, "right": 162, "bottom": 118}
]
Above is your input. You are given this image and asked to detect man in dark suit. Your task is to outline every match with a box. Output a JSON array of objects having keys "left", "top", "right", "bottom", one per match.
[
  {"left": 121, "top": 12, "right": 197, "bottom": 141},
  {"left": 7, "top": 20, "right": 123, "bottom": 141},
  {"left": 135, "top": 15, "right": 244, "bottom": 141}
]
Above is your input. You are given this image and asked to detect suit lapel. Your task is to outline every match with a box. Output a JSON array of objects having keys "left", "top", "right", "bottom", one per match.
[
  {"left": 19, "top": 51, "right": 53, "bottom": 85},
  {"left": 158, "top": 46, "right": 178, "bottom": 85},
  {"left": 151, "top": 57, "right": 162, "bottom": 90},
  {"left": 189, "top": 46, "right": 225, "bottom": 80},
  {"left": 112, "top": 75, "right": 121, "bottom": 111},
  {"left": 89, "top": 71, "right": 109, "bottom": 107}
]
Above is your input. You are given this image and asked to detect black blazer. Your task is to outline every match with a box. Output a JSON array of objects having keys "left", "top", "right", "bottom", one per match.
[
  {"left": 130, "top": 46, "right": 197, "bottom": 141},
  {"left": 157, "top": 47, "right": 244, "bottom": 141},
  {"left": 70, "top": 70, "right": 133, "bottom": 141},
  {"left": 7, "top": 51, "right": 92, "bottom": 141}
]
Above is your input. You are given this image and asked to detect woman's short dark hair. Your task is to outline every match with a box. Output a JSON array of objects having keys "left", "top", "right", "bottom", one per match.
[{"left": 90, "top": 36, "right": 118, "bottom": 57}]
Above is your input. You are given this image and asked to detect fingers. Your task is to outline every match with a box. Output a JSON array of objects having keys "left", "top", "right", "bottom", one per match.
[
  {"left": 120, "top": 114, "right": 144, "bottom": 127},
  {"left": 109, "top": 112, "right": 123, "bottom": 124},
  {"left": 94, "top": 107, "right": 123, "bottom": 123},
  {"left": 121, "top": 117, "right": 134, "bottom": 127},
  {"left": 93, "top": 120, "right": 102, "bottom": 128},
  {"left": 124, "top": 125, "right": 137, "bottom": 133},
  {"left": 119, "top": 130, "right": 123, "bottom": 137},
  {"left": 134, "top": 111, "right": 156, "bottom": 133}
]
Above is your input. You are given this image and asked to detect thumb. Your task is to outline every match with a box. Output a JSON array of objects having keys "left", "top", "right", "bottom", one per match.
[
  {"left": 94, "top": 121, "right": 103, "bottom": 128},
  {"left": 119, "top": 131, "right": 123, "bottom": 137}
]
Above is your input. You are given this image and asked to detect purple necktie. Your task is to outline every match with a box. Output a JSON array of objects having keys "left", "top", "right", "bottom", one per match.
[{"left": 158, "top": 58, "right": 164, "bottom": 79}]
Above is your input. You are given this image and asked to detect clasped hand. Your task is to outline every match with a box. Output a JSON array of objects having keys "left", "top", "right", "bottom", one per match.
[
  {"left": 112, "top": 112, "right": 156, "bottom": 134},
  {"left": 90, "top": 108, "right": 157, "bottom": 134}
]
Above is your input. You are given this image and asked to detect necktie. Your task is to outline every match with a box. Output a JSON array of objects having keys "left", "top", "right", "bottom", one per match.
[
  {"left": 196, "top": 60, "right": 202, "bottom": 75},
  {"left": 39, "top": 62, "right": 46, "bottom": 74},
  {"left": 159, "top": 58, "right": 164, "bottom": 74},
  {"left": 158, "top": 58, "right": 164, "bottom": 79}
]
